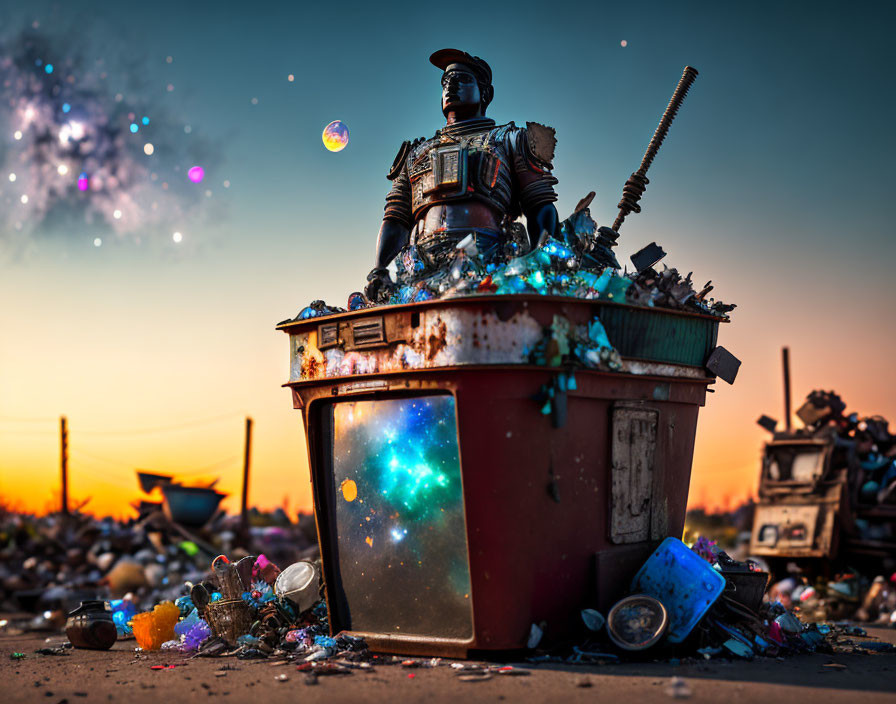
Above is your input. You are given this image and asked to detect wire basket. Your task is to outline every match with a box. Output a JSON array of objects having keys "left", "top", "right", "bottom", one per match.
[{"left": 204, "top": 598, "right": 253, "bottom": 646}]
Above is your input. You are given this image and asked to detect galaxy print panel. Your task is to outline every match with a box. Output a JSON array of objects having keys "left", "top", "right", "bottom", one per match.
[{"left": 327, "top": 395, "right": 473, "bottom": 639}]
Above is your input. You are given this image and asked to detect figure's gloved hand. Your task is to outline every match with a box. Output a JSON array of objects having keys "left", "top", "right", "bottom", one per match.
[{"left": 364, "top": 267, "right": 394, "bottom": 303}]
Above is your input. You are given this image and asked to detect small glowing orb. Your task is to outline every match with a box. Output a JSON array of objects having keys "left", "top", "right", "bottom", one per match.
[
  {"left": 113, "top": 209, "right": 122, "bottom": 219},
  {"left": 184, "top": 125, "right": 192, "bottom": 134},
  {"left": 621, "top": 39, "right": 628, "bottom": 47},
  {"left": 322, "top": 120, "right": 349, "bottom": 152},
  {"left": 62, "top": 103, "right": 71, "bottom": 113},
  {"left": 57, "top": 164, "right": 68, "bottom": 175},
  {"left": 222, "top": 180, "right": 230, "bottom": 188},
  {"left": 166, "top": 55, "right": 173, "bottom": 64},
  {"left": 13, "top": 130, "right": 22, "bottom": 140},
  {"left": 8, "top": 172, "right": 16, "bottom": 182},
  {"left": 341, "top": 479, "right": 358, "bottom": 502},
  {"left": 365, "top": 536, "right": 373, "bottom": 547},
  {"left": 141, "top": 116, "right": 150, "bottom": 125},
  {"left": 129, "top": 123, "right": 138, "bottom": 133},
  {"left": 44, "top": 64, "right": 53, "bottom": 74},
  {"left": 20, "top": 195, "right": 28, "bottom": 203},
  {"left": 172, "top": 231, "right": 183, "bottom": 243},
  {"left": 187, "top": 166, "right": 205, "bottom": 183},
  {"left": 166, "top": 83, "right": 174, "bottom": 92},
  {"left": 390, "top": 527, "right": 408, "bottom": 542},
  {"left": 143, "top": 143, "right": 154, "bottom": 155},
  {"left": 78, "top": 173, "right": 89, "bottom": 191},
  {"left": 287, "top": 74, "right": 294, "bottom": 82},
  {"left": 94, "top": 237, "right": 102, "bottom": 247},
  {"left": 250, "top": 97, "right": 258, "bottom": 105}
]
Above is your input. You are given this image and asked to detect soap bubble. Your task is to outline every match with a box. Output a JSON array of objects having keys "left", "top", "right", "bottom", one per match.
[
  {"left": 322, "top": 120, "right": 349, "bottom": 152},
  {"left": 187, "top": 166, "right": 204, "bottom": 183}
]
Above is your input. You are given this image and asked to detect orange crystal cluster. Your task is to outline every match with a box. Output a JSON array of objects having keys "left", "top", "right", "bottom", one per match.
[{"left": 131, "top": 601, "right": 179, "bottom": 651}]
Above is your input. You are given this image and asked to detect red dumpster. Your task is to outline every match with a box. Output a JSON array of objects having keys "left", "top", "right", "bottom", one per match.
[{"left": 279, "top": 294, "right": 722, "bottom": 657}]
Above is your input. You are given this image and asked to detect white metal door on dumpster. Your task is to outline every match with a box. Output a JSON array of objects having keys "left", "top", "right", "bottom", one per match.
[{"left": 610, "top": 405, "right": 659, "bottom": 544}]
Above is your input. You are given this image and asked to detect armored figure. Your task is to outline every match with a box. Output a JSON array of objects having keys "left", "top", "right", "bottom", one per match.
[{"left": 365, "top": 49, "right": 562, "bottom": 301}]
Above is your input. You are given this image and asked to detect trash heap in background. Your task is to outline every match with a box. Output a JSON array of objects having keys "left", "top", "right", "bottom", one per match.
[
  {"left": 0, "top": 508, "right": 317, "bottom": 632},
  {"left": 289, "top": 207, "right": 735, "bottom": 322}
]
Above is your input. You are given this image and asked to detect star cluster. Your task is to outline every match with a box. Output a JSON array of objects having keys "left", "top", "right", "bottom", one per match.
[{"left": 0, "top": 25, "right": 220, "bottom": 250}]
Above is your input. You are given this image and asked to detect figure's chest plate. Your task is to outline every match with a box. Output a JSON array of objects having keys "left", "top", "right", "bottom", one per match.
[{"left": 408, "top": 131, "right": 504, "bottom": 216}]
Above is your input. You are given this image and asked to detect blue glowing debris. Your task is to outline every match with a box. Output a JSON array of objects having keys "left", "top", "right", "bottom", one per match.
[
  {"left": 141, "top": 116, "right": 150, "bottom": 125},
  {"left": 62, "top": 103, "right": 71, "bottom": 113},
  {"left": 129, "top": 123, "right": 138, "bottom": 133},
  {"left": 44, "top": 63, "right": 53, "bottom": 74}
]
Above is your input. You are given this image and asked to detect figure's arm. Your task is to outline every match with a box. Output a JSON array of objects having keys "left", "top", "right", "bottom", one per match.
[
  {"left": 511, "top": 122, "right": 560, "bottom": 247},
  {"left": 366, "top": 141, "right": 415, "bottom": 301},
  {"left": 523, "top": 202, "right": 559, "bottom": 249}
]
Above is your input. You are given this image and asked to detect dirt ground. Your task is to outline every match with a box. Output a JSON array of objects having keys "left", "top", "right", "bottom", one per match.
[{"left": 2, "top": 625, "right": 895, "bottom": 704}]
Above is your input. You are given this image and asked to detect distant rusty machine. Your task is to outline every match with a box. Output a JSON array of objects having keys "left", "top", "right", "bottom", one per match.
[{"left": 750, "top": 348, "right": 896, "bottom": 573}]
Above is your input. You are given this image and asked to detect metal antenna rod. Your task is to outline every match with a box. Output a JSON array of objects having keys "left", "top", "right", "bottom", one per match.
[{"left": 613, "top": 66, "right": 699, "bottom": 233}]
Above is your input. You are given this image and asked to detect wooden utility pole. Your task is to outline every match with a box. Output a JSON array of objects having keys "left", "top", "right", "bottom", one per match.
[
  {"left": 60, "top": 416, "right": 69, "bottom": 515},
  {"left": 240, "top": 417, "right": 253, "bottom": 534},
  {"left": 782, "top": 347, "right": 792, "bottom": 432}
]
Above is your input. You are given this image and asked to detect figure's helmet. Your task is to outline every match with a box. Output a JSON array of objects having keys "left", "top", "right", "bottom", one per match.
[{"left": 430, "top": 49, "right": 494, "bottom": 110}]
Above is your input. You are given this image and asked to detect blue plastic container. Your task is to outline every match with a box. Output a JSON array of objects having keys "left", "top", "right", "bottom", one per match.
[{"left": 630, "top": 537, "right": 725, "bottom": 643}]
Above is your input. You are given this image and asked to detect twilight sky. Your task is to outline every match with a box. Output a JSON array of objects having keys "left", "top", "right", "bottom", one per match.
[{"left": 1, "top": 0, "right": 894, "bottom": 517}]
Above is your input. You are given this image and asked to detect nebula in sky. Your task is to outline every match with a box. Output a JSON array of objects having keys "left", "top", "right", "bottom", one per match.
[{"left": 0, "top": 25, "right": 220, "bottom": 250}]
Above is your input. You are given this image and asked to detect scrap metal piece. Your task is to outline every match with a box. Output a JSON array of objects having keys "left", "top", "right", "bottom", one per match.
[
  {"left": 757, "top": 415, "right": 778, "bottom": 433},
  {"left": 630, "top": 242, "right": 666, "bottom": 273},
  {"left": 705, "top": 346, "right": 741, "bottom": 384}
]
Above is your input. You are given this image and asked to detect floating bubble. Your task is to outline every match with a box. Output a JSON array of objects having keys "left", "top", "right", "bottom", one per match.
[
  {"left": 287, "top": 74, "right": 294, "bottom": 82},
  {"left": 113, "top": 209, "right": 122, "bottom": 219},
  {"left": 620, "top": 40, "right": 628, "bottom": 47},
  {"left": 166, "top": 83, "right": 174, "bottom": 92},
  {"left": 172, "top": 231, "right": 182, "bottom": 243},
  {"left": 250, "top": 97, "right": 258, "bottom": 105},
  {"left": 322, "top": 120, "right": 349, "bottom": 152},
  {"left": 187, "top": 166, "right": 204, "bottom": 183},
  {"left": 222, "top": 180, "right": 230, "bottom": 188},
  {"left": 57, "top": 164, "right": 68, "bottom": 175},
  {"left": 44, "top": 63, "right": 53, "bottom": 74},
  {"left": 165, "top": 56, "right": 173, "bottom": 64},
  {"left": 129, "top": 123, "right": 138, "bottom": 133},
  {"left": 143, "top": 143, "right": 154, "bottom": 155},
  {"left": 78, "top": 173, "right": 89, "bottom": 191},
  {"left": 62, "top": 102, "right": 71, "bottom": 113},
  {"left": 141, "top": 116, "right": 149, "bottom": 125},
  {"left": 94, "top": 237, "right": 102, "bottom": 247},
  {"left": 13, "top": 130, "right": 22, "bottom": 140},
  {"left": 8, "top": 173, "right": 16, "bottom": 182},
  {"left": 20, "top": 195, "right": 28, "bottom": 203},
  {"left": 183, "top": 125, "right": 192, "bottom": 134}
]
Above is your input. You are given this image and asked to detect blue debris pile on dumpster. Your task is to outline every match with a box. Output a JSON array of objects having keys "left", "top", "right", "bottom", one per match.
[{"left": 287, "top": 206, "right": 735, "bottom": 323}]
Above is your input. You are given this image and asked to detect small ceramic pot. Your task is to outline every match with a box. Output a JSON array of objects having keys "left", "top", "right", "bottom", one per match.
[{"left": 66, "top": 600, "right": 117, "bottom": 650}]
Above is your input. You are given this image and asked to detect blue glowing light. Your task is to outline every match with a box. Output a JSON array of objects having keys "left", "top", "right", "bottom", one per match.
[
  {"left": 62, "top": 103, "right": 71, "bottom": 113},
  {"left": 390, "top": 526, "right": 408, "bottom": 542},
  {"left": 129, "top": 123, "right": 138, "bottom": 133},
  {"left": 44, "top": 64, "right": 53, "bottom": 74},
  {"left": 141, "top": 116, "right": 150, "bottom": 125}
]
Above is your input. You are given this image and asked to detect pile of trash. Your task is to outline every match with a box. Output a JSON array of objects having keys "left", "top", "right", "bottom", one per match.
[
  {"left": 289, "top": 206, "right": 734, "bottom": 322},
  {"left": 790, "top": 390, "right": 896, "bottom": 509},
  {"left": 533, "top": 537, "right": 895, "bottom": 665},
  {"left": 0, "top": 508, "right": 317, "bottom": 631}
]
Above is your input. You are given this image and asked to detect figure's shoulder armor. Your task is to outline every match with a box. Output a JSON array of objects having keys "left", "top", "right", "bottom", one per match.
[
  {"left": 387, "top": 137, "right": 425, "bottom": 180},
  {"left": 523, "top": 121, "right": 557, "bottom": 168}
]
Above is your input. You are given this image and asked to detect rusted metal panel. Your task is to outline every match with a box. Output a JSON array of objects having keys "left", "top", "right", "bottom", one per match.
[{"left": 610, "top": 404, "right": 659, "bottom": 544}]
